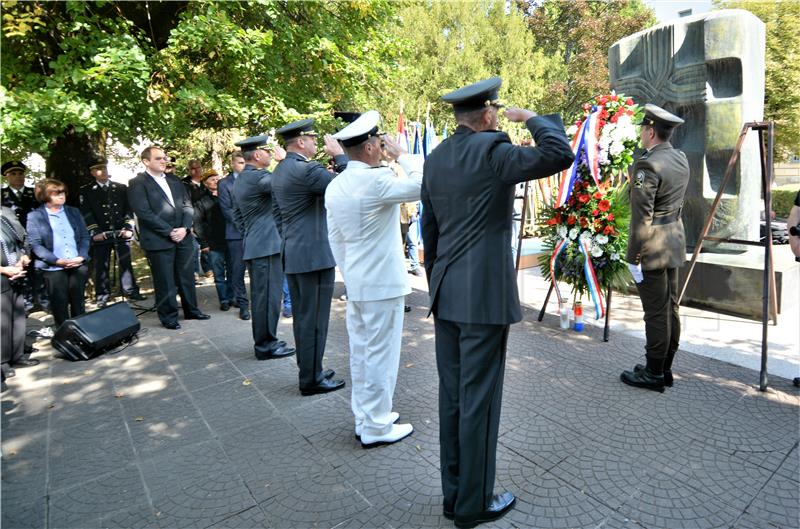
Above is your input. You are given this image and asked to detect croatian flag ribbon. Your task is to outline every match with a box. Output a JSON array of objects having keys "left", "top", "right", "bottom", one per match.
[
  {"left": 555, "top": 108, "right": 602, "bottom": 207},
  {"left": 577, "top": 238, "right": 605, "bottom": 319}
]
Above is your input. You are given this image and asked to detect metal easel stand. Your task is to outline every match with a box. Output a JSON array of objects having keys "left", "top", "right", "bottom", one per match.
[
  {"left": 678, "top": 121, "right": 777, "bottom": 392},
  {"left": 515, "top": 181, "right": 614, "bottom": 342}
]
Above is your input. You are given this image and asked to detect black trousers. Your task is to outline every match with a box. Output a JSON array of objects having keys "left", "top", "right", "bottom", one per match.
[
  {"left": 246, "top": 254, "right": 282, "bottom": 355},
  {"left": 90, "top": 240, "right": 139, "bottom": 302},
  {"left": 145, "top": 237, "right": 201, "bottom": 325},
  {"left": 636, "top": 267, "right": 680, "bottom": 373},
  {"left": 226, "top": 239, "right": 249, "bottom": 307},
  {"left": 43, "top": 265, "right": 89, "bottom": 328},
  {"left": 1, "top": 283, "right": 27, "bottom": 373},
  {"left": 434, "top": 317, "right": 509, "bottom": 518},
  {"left": 287, "top": 268, "right": 334, "bottom": 389}
]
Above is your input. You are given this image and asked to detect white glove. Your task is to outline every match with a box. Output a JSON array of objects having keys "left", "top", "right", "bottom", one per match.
[{"left": 627, "top": 262, "right": 643, "bottom": 284}]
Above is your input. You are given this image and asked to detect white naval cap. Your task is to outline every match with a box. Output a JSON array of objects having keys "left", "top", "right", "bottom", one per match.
[{"left": 332, "top": 110, "right": 384, "bottom": 147}]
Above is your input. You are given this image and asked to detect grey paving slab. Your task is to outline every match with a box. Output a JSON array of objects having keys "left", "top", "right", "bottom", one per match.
[{"left": 2, "top": 284, "right": 799, "bottom": 529}]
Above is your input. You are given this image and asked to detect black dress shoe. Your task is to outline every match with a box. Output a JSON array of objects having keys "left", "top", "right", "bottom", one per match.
[
  {"left": 255, "top": 345, "right": 295, "bottom": 361},
  {"left": 635, "top": 363, "right": 673, "bottom": 387},
  {"left": 621, "top": 367, "right": 665, "bottom": 393},
  {"left": 239, "top": 308, "right": 251, "bottom": 320},
  {"left": 162, "top": 321, "right": 181, "bottom": 330},
  {"left": 230, "top": 301, "right": 239, "bottom": 308},
  {"left": 322, "top": 369, "right": 335, "bottom": 380},
  {"left": 186, "top": 312, "right": 211, "bottom": 320},
  {"left": 127, "top": 292, "right": 147, "bottom": 301},
  {"left": 220, "top": 302, "right": 230, "bottom": 311},
  {"left": 454, "top": 492, "right": 516, "bottom": 528},
  {"left": 300, "top": 377, "right": 345, "bottom": 396},
  {"left": 97, "top": 300, "right": 108, "bottom": 309},
  {"left": 14, "top": 359, "right": 40, "bottom": 368}
]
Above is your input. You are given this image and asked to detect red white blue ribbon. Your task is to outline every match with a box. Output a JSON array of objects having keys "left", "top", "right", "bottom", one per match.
[
  {"left": 549, "top": 238, "right": 569, "bottom": 307},
  {"left": 577, "top": 238, "right": 605, "bottom": 319},
  {"left": 555, "top": 109, "right": 602, "bottom": 207}
]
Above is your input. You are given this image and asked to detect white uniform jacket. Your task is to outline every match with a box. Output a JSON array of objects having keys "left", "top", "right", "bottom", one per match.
[{"left": 325, "top": 155, "right": 424, "bottom": 302}]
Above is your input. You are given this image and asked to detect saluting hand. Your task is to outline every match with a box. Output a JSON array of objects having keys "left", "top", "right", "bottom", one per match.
[
  {"left": 323, "top": 134, "right": 344, "bottom": 158},
  {"left": 504, "top": 107, "right": 537, "bottom": 123},
  {"left": 381, "top": 136, "right": 404, "bottom": 162}
]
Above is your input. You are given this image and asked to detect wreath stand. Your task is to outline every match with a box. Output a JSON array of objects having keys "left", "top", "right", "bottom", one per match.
[
  {"left": 515, "top": 181, "right": 614, "bottom": 342},
  {"left": 678, "top": 121, "right": 777, "bottom": 392}
]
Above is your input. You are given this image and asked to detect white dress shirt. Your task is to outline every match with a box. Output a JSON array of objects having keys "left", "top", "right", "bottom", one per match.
[{"left": 146, "top": 169, "right": 174, "bottom": 207}]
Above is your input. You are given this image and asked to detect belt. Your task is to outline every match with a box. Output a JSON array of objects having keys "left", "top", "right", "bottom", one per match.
[{"left": 652, "top": 209, "right": 682, "bottom": 226}]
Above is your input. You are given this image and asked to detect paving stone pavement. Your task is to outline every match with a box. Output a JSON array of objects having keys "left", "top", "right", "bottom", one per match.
[{"left": 2, "top": 282, "right": 798, "bottom": 529}]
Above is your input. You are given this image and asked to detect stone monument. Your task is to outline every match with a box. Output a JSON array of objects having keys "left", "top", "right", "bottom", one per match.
[{"left": 609, "top": 9, "right": 765, "bottom": 250}]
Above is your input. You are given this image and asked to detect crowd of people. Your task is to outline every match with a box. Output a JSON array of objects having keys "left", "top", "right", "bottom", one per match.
[{"left": 1, "top": 75, "right": 705, "bottom": 528}]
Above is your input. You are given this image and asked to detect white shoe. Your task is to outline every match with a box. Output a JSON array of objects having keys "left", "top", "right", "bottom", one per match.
[
  {"left": 360, "top": 423, "right": 413, "bottom": 449},
  {"left": 355, "top": 411, "right": 399, "bottom": 438}
]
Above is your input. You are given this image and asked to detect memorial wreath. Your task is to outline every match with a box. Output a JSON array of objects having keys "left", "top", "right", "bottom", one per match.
[{"left": 537, "top": 93, "right": 644, "bottom": 319}]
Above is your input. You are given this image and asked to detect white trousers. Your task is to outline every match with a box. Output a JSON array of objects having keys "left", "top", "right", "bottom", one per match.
[{"left": 347, "top": 295, "right": 405, "bottom": 436}]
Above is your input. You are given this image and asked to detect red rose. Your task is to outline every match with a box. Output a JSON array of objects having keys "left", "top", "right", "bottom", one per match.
[
  {"left": 593, "top": 191, "right": 603, "bottom": 200},
  {"left": 567, "top": 215, "right": 576, "bottom": 226},
  {"left": 546, "top": 217, "right": 558, "bottom": 226},
  {"left": 580, "top": 217, "right": 589, "bottom": 228},
  {"left": 575, "top": 120, "right": 583, "bottom": 127},
  {"left": 578, "top": 194, "right": 591, "bottom": 204},
  {"left": 582, "top": 181, "right": 590, "bottom": 189},
  {"left": 611, "top": 94, "right": 619, "bottom": 102},
  {"left": 600, "top": 96, "right": 609, "bottom": 105},
  {"left": 603, "top": 225, "right": 614, "bottom": 235},
  {"left": 610, "top": 114, "right": 619, "bottom": 124},
  {"left": 625, "top": 98, "right": 633, "bottom": 106},
  {"left": 583, "top": 103, "right": 591, "bottom": 111},
  {"left": 598, "top": 199, "right": 611, "bottom": 212},
  {"left": 607, "top": 213, "right": 615, "bottom": 221},
  {"left": 592, "top": 209, "right": 599, "bottom": 217}
]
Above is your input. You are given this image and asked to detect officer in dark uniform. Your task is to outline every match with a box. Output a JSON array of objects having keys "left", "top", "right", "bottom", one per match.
[
  {"left": 232, "top": 135, "right": 295, "bottom": 360},
  {"left": 621, "top": 104, "right": 690, "bottom": 392},
  {"left": 272, "top": 118, "right": 347, "bottom": 396},
  {"left": 79, "top": 156, "right": 146, "bottom": 307},
  {"left": 2, "top": 160, "right": 47, "bottom": 312},
  {"left": 421, "top": 77, "right": 574, "bottom": 528}
]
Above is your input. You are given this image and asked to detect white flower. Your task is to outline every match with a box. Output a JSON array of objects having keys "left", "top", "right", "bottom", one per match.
[
  {"left": 566, "top": 124, "right": 578, "bottom": 137},
  {"left": 616, "top": 114, "right": 632, "bottom": 128},
  {"left": 579, "top": 230, "right": 592, "bottom": 242},
  {"left": 595, "top": 234, "right": 609, "bottom": 245},
  {"left": 557, "top": 225, "right": 568, "bottom": 238},
  {"left": 610, "top": 252, "right": 620, "bottom": 261},
  {"left": 609, "top": 141, "right": 624, "bottom": 157},
  {"left": 591, "top": 244, "right": 603, "bottom": 257},
  {"left": 568, "top": 227, "right": 580, "bottom": 240}
]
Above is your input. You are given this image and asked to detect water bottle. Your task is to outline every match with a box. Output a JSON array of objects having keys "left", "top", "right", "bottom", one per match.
[
  {"left": 559, "top": 298, "right": 570, "bottom": 329},
  {"left": 573, "top": 301, "right": 584, "bottom": 332}
]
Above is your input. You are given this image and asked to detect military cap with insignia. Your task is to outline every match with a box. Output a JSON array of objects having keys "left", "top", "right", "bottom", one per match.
[
  {"left": 235, "top": 134, "right": 272, "bottom": 153},
  {"left": 88, "top": 154, "right": 108, "bottom": 169},
  {"left": 332, "top": 110, "right": 384, "bottom": 147},
  {"left": 640, "top": 104, "right": 684, "bottom": 129},
  {"left": 1, "top": 161, "right": 26, "bottom": 175},
  {"left": 441, "top": 76, "right": 504, "bottom": 111},
  {"left": 276, "top": 118, "right": 317, "bottom": 142}
]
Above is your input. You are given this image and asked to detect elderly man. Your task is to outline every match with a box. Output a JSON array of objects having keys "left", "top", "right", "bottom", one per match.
[
  {"left": 422, "top": 77, "right": 574, "bottom": 527},
  {"left": 233, "top": 135, "right": 294, "bottom": 360},
  {"left": 272, "top": 118, "right": 347, "bottom": 396},
  {"left": 127, "top": 146, "right": 210, "bottom": 329},
  {"left": 326, "top": 111, "right": 422, "bottom": 447}
]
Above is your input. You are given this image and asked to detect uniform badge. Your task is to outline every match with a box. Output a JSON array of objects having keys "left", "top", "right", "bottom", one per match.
[{"left": 634, "top": 170, "right": 646, "bottom": 189}]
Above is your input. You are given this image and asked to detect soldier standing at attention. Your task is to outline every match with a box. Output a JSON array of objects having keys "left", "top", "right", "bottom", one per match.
[
  {"left": 620, "top": 104, "right": 690, "bottom": 393},
  {"left": 79, "top": 156, "right": 146, "bottom": 307},
  {"left": 422, "top": 77, "right": 574, "bottom": 528}
]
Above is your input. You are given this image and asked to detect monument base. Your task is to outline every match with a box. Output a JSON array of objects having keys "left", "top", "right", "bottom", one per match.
[{"left": 679, "top": 245, "right": 799, "bottom": 320}]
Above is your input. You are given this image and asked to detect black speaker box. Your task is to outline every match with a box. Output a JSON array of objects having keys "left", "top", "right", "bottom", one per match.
[{"left": 51, "top": 302, "right": 141, "bottom": 361}]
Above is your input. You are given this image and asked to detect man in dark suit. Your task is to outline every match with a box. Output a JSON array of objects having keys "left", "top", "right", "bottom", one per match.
[
  {"left": 272, "top": 118, "right": 347, "bottom": 395},
  {"left": 217, "top": 151, "right": 250, "bottom": 319},
  {"left": 621, "top": 104, "right": 690, "bottom": 393},
  {"left": 79, "top": 156, "right": 146, "bottom": 307},
  {"left": 232, "top": 135, "right": 294, "bottom": 360},
  {"left": 421, "top": 77, "right": 574, "bottom": 528},
  {"left": 127, "top": 146, "right": 210, "bottom": 330}
]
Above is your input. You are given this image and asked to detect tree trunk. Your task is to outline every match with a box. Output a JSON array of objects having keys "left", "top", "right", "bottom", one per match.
[{"left": 46, "top": 127, "right": 103, "bottom": 207}]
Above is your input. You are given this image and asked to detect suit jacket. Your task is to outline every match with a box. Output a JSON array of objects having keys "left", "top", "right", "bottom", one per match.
[
  {"left": 626, "top": 141, "right": 690, "bottom": 270},
  {"left": 193, "top": 193, "right": 228, "bottom": 252},
  {"left": 127, "top": 172, "right": 194, "bottom": 252},
  {"left": 1, "top": 206, "right": 28, "bottom": 293},
  {"left": 232, "top": 164, "right": 281, "bottom": 260},
  {"left": 182, "top": 176, "right": 209, "bottom": 204},
  {"left": 1, "top": 185, "right": 37, "bottom": 225},
  {"left": 217, "top": 173, "right": 242, "bottom": 240},
  {"left": 326, "top": 155, "right": 424, "bottom": 301},
  {"left": 26, "top": 204, "right": 91, "bottom": 270},
  {"left": 272, "top": 152, "right": 347, "bottom": 274},
  {"left": 421, "top": 114, "right": 574, "bottom": 325},
  {"left": 79, "top": 180, "right": 135, "bottom": 243}
]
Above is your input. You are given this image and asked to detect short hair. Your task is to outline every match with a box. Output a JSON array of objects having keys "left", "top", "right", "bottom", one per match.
[
  {"left": 242, "top": 150, "right": 257, "bottom": 162},
  {"left": 231, "top": 151, "right": 244, "bottom": 161},
  {"left": 35, "top": 178, "right": 68, "bottom": 203},
  {"left": 187, "top": 159, "right": 202, "bottom": 169},
  {"left": 650, "top": 122, "right": 674, "bottom": 142},
  {"left": 140, "top": 145, "right": 163, "bottom": 161},
  {"left": 454, "top": 107, "right": 490, "bottom": 129}
]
